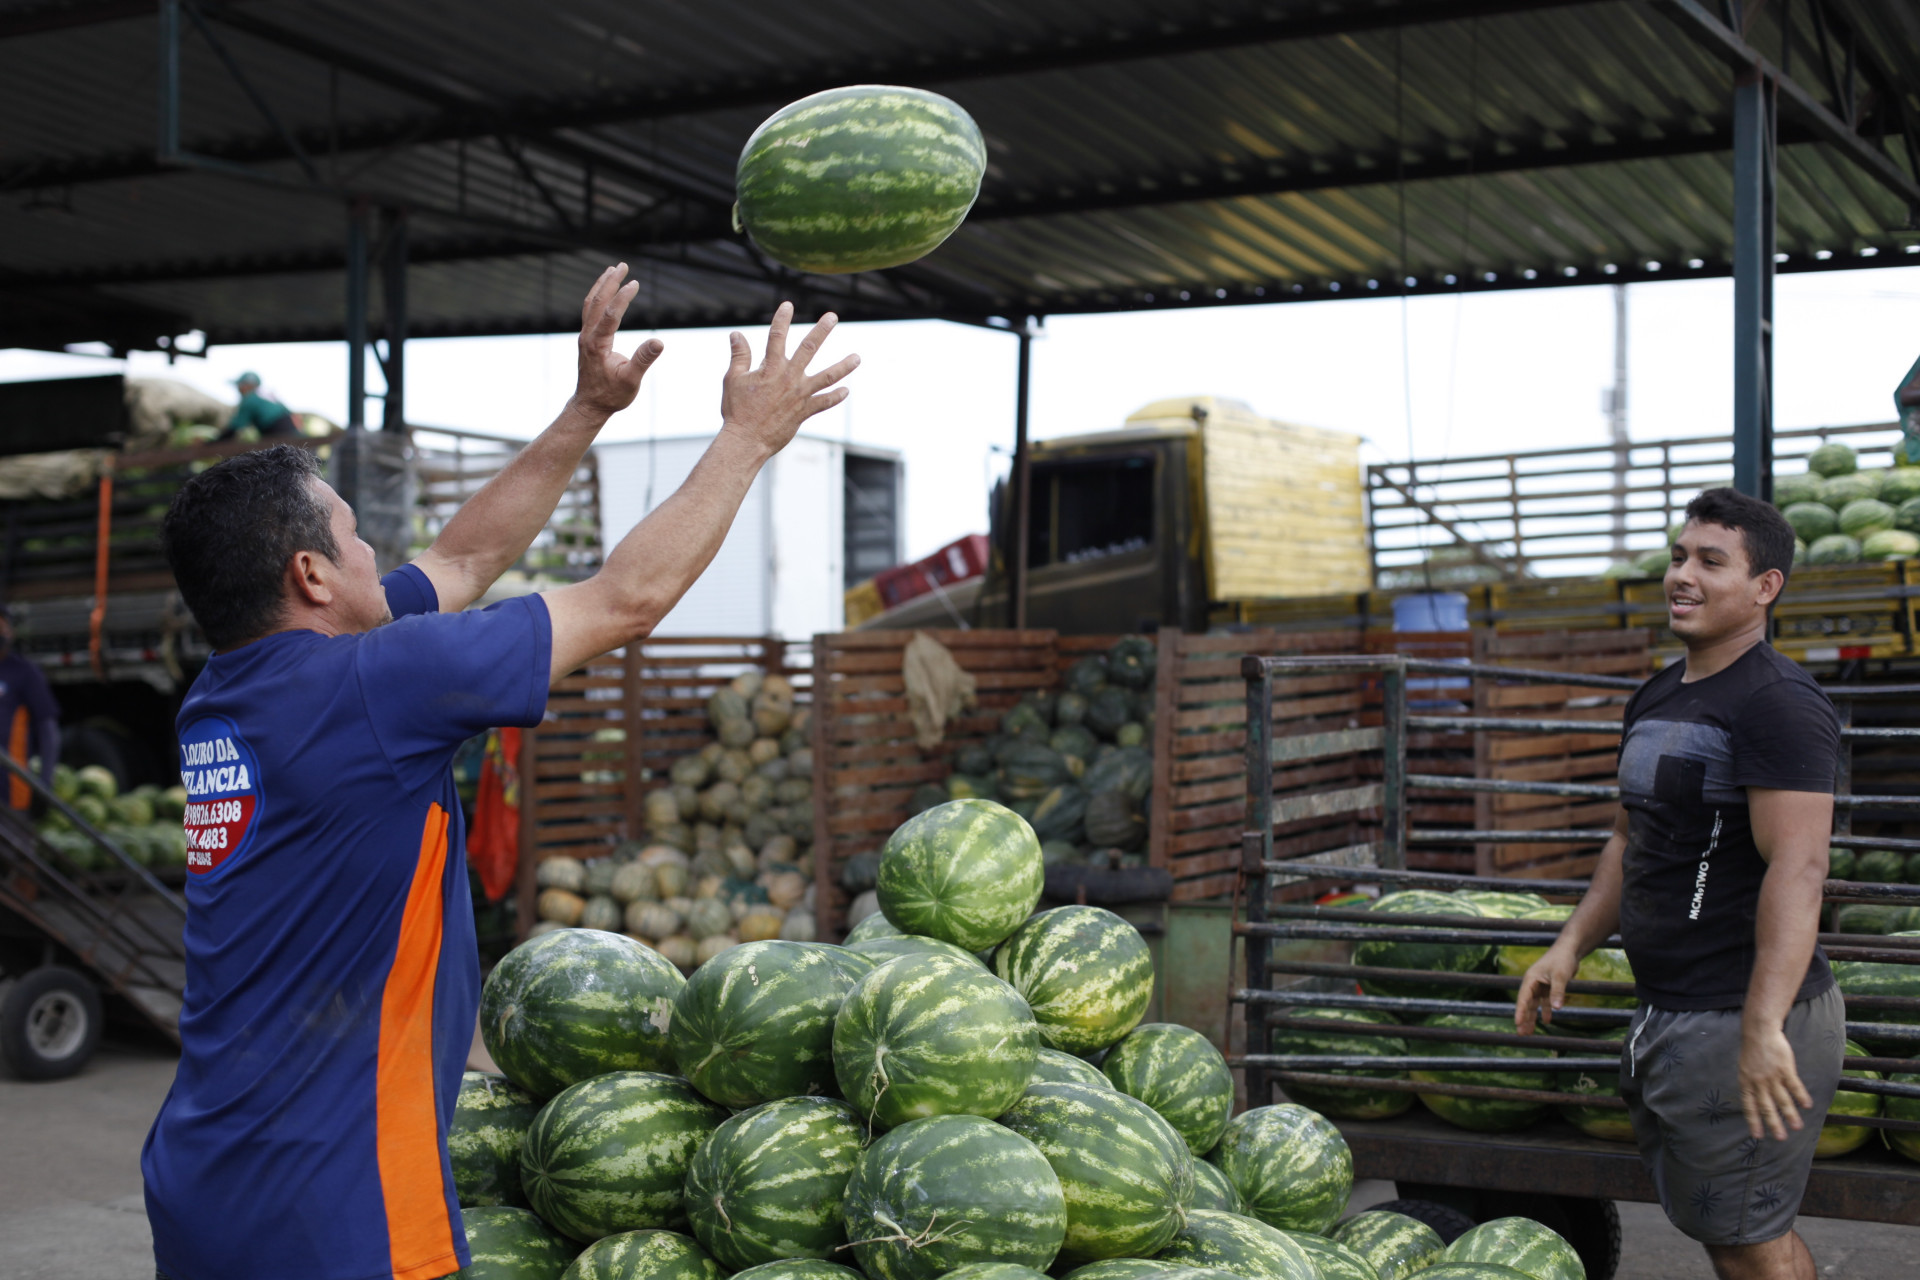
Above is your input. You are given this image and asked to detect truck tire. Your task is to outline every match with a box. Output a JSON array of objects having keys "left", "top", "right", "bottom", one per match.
[{"left": 0, "top": 966, "right": 102, "bottom": 1080}]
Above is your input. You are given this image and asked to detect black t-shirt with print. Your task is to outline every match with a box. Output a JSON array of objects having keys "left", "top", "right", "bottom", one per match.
[{"left": 1616, "top": 642, "right": 1839, "bottom": 1011}]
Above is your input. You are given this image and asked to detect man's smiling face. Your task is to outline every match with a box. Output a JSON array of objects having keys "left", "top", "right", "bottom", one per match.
[{"left": 1665, "top": 518, "right": 1778, "bottom": 643}]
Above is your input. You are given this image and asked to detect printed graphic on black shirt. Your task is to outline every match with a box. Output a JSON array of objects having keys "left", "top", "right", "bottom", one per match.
[{"left": 1615, "top": 644, "right": 1839, "bottom": 1011}]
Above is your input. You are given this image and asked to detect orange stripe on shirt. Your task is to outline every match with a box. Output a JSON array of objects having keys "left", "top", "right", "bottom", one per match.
[
  {"left": 375, "top": 803, "right": 458, "bottom": 1280},
  {"left": 9, "top": 707, "right": 30, "bottom": 810}
]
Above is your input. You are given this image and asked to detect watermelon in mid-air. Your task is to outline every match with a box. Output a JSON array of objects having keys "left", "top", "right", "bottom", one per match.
[{"left": 733, "top": 86, "right": 986, "bottom": 275}]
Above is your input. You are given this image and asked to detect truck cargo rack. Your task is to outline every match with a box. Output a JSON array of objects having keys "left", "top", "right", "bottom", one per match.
[
  {"left": 1231, "top": 654, "right": 1920, "bottom": 1240},
  {"left": 0, "top": 755, "right": 187, "bottom": 1043}
]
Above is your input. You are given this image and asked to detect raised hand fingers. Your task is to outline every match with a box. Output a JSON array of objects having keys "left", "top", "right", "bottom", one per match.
[
  {"left": 727, "top": 332, "right": 752, "bottom": 377},
  {"left": 791, "top": 311, "right": 839, "bottom": 368},
  {"left": 806, "top": 352, "right": 861, "bottom": 394},
  {"left": 581, "top": 263, "right": 628, "bottom": 328},
  {"left": 800, "top": 385, "right": 851, "bottom": 421},
  {"left": 764, "top": 301, "right": 795, "bottom": 364}
]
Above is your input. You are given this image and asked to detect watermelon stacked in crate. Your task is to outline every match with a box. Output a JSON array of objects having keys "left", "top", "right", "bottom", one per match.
[{"left": 456, "top": 796, "right": 1606, "bottom": 1280}]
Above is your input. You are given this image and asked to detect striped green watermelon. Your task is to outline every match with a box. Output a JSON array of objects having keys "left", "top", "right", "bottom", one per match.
[
  {"left": 1831, "top": 931, "right": 1920, "bottom": 1049},
  {"left": 1409, "top": 1014, "right": 1556, "bottom": 1133},
  {"left": 798, "top": 942, "right": 881, "bottom": 983},
  {"left": 1101, "top": 1023, "right": 1234, "bottom": 1156},
  {"left": 1352, "top": 892, "right": 1493, "bottom": 1003},
  {"left": 727, "top": 1263, "right": 865, "bottom": 1280},
  {"left": 1329, "top": 1211, "right": 1445, "bottom": 1280},
  {"left": 451, "top": 1071, "right": 541, "bottom": 1208},
  {"left": 850, "top": 935, "right": 989, "bottom": 970},
  {"left": 1451, "top": 890, "right": 1550, "bottom": 918},
  {"left": 1887, "top": 1070, "right": 1920, "bottom": 1162},
  {"left": 683, "top": 1096, "right": 865, "bottom": 1268},
  {"left": 941, "top": 1266, "right": 1053, "bottom": 1280},
  {"left": 456, "top": 1206, "right": 577, "bottom": 1280},
  {"left": 1269, "top": 1008, "right": 1414, "bottom": 1121},
  {"left": 876, "top": 799, "right": 1043, "bottom": 951},
  {"left": 1031, "top": 1047, "right": 1116, "bottom": 1091},
  {"left": 840, "top": 1113, "right": 1066, "bottom": 1280},
  {"left": 992, "top": 906, "right": 1153, "bottom": 1054},
  {"left": 843, "top": 912, "right": 907, "bottom": 944},
  {"left": 1444, "top": 1218, "right": 1581, "bottom": 1280},
  {"left": 1555, "top": 1026, "right": 1632, "bottom": 1143},
  {"left": 482, "top": 928, "right": 686, "bottom": 1098},
  {"left": 669, "top": 941, "right": 852, "bottom": 1107},
  {"left": 733, "top": 86, "right": 986, "bottom": 275},
  {"left": 998, "top": 1081, "right": 1195, "bottom": 1262},
  {"left": 1495, "top": 906, "right": 1635, "bottom": 1009},
  {"left": 1188, "top": 1159, "right": 1246, "bottom": 1215},
  {"left": 1212, "top": 1104, "right": 1353, "bottom": 1234},
  {"left": 1280, "top": 1232, "right": 1381, "bottom": 1280},
  {"left": 521, "top": 1071, "right": 728, "bottom": 1240},
  {"left": 1059, "top": 1261, "right": 1192, "bottom": 1280},
  {"left": 560, "top": 1230, "right": 721, "bottom": 1280},
  {"left": 1155, "top": 1209, "right": 1317, "bottom": 1280},
  {"left": 833, "top": 953, "right": 1037, "bottom": 1128},
  {"left": 1815, "top": 1039, "right": 1882, "bottom": 1158},
  {"left": 1416, "top": 1267, "right": 1537, "bottom": 1280}
]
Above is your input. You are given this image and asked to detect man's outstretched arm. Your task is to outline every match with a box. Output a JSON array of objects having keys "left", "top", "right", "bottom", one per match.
[
  {"left": 411, "top": 264, "right": 663, "bottom": 613},
  {"left": 1515, "top": 805, "right": 1628, "bottom": 1032},
  {"left": 542, "top": 303, "right": 857, "bottom": 682}
]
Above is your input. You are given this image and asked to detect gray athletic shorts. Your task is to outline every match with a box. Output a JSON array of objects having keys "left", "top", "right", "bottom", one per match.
[{"left": 1618, "top": 985, "right": 1845, "bottom": 1246}]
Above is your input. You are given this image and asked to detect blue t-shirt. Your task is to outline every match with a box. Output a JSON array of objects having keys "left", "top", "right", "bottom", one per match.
[{"left": 143, "top": 565, "right": 551, "bottom": 1280}]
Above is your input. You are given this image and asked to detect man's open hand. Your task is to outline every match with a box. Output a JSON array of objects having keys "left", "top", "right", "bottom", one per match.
[
  {"left": 573, "top": 264, "right": 665, "bottom": 419},
  {"left": 1740, "top": 1025, "right": 1814, "bottom": 1141},
  {"left": 1514, "top": 942, "right": 1579, "bottom": 1034},
  {"left": 719, "top": 302, "right": 859, "bottom": 458}
]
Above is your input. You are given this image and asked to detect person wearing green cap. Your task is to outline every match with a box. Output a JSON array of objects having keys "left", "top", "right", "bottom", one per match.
[{"left": 219, "top": 371, "right": 302, "bottom": 440}]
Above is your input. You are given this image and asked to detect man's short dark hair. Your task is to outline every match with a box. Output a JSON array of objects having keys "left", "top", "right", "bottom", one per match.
[
  {"left": 163, "top": 445, "right": 340, "bottom": 649},
  {"left": 1683, "top": 487, "right": 1796, "bottom": 583}
]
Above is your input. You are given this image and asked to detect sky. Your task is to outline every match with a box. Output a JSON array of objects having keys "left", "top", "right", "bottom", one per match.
[{"left": 5, "top": 263, "right": 1917, "bottom": 563}]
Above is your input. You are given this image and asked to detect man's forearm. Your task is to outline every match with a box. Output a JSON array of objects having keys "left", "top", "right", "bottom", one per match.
[
  {"left": 1742, "top": 852, "right": 1826, "bottom": 1037},
  {"left": 415, "top": 400, "right": 606, "bottom": 612}
]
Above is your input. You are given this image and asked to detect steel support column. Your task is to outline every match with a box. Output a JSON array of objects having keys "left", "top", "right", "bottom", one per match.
[
  {"left": 1010, "top": 322, "right": 1035, "bottom": 629},
  {"left": 156, "top": 0, "right": 180, "bottom": 159},
  {"left": 380, "top": 208, "right": 408, "bottom": 431},
  {"left": 1732, "top": 67, "right": 1775, "bottom": 499},
  {"left": 345, "top": 203, "right": 370, "bottom": 429}
]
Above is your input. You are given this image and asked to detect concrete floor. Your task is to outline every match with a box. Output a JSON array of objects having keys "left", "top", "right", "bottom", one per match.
[{"left": 3, "top": 1041, "right": 1914, "bottom": 1280}]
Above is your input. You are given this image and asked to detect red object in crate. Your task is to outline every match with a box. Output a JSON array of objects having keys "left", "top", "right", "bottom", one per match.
[{"left": 872, "top": 534, "right": 991, "bottom": 609}]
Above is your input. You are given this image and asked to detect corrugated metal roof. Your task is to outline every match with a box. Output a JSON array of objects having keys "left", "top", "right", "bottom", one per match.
[{"left": 1, "top": 0, "right": 1915, "bottom": 348}]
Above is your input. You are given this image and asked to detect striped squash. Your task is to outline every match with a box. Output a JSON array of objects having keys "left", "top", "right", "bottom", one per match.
[
  {"left": 1409, "top": 1015, "right": 1556, "bottom": 1133},
  {"left": 876, "top": 799, "right": 1043, "bottom": 951},
  {"left": 1351, "top": 891, "right": 1493, "bottom": 1003},
  {"left": 1266, "top": 1008, "right": 1414, "bottom": 1121},
  {"left": 450, "top": 1071, "right": 541, "bottom": 1208},
  {"left": 849, "top": 935, "right": 989, "bottom": 970},
  {"left": 669, "top": 941, "right": 853, "bottom": 1108},
  {"left": 841, "top": 1114, "right": 1066, "bottom": 1280},
  {"left": 842, "top": 913, "right": 907, "bottom": 944},
  {"left": 1329, "top": 1211, "right": 1445, "bottom": 1280},
  {"left": 1444, "top": 1218, "right": 1582, "bottom": 1280},
  {"left": 1101, "top": 1024, "right": 1234, "bottom": 1156},
  {"left": 833, "top": 953, "right": 1038, "bottom": 1128},
  {"left": 521, "top": 1071, "right": 728, "bottom": 1241},
  {"left": 1155, "top": 1209, "right": 1317, "bottom": 1280},
  {"left": 1060, "top": 1263, "right": 1193, "bottom": 1280},
  {"left": 457, "top": 1205, "right": 577, "bottom": 1280},
  {"left": 797, "top": 942, "right": 880, "bottom": 983},
  {"left": 734, "top": 86, "right": 986, "bottom": 275},
  {"left": 481, "top": 928, "right": 686, "bottom": 1099},
  {"left": 1415, "top": 1267, "right": 1537, "bottom": 1280},
  {"left": 683, "top": 1097, "right": 865, "bottom": 1270},
  {"left": 993, "top": 906, "right": 1153, "bottom": 1054},
  {"left": 1211, "top": 1104, "right": 1353, "bottom": 1234},
  {"left": 997, "top": 1081, "right": 1195, "bottom": 1262},
  {"left": 1030, "top": 1047, "right": 1116, "bottom": 1092},
  {"left": 726, "top": 1263, "right": 866, "bottom": 1280},
  {"left": 1188, "top": 1159, "right": 1246, "bottom": 1216},
  {"left": 559, "top": 1230, "right": 721, "bottom": 1280},
  {"left": 942, "top": 1266, "right": 1054, "bottom": 1280},
  {"left": 1280, "top": 1231, "right": 1380, "bottom": 1280}
]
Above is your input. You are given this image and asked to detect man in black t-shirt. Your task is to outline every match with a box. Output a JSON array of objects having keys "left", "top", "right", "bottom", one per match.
[{"left": 1516, "top": 487, "right": 1842, "bottom": 1280}]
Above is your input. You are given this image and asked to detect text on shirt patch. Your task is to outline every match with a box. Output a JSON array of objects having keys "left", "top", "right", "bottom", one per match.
[
  {"left": 177, "top": 716, "right": 264, "bottom": 873},
  {"left": 1687, "top": 810, "right": 1724, "bottom": 921}
]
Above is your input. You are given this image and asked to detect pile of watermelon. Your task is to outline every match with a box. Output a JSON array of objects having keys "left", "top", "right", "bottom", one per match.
[
  {"left": 35, "top": 762, "right": 189, "bottom": 873},
  {"left": 532, "top": 669, "right": 817, "bottom": 966},
  {"left": 460, "top": 796, "right": 1521, "bottom": 1280},
  {"left": 881, "top": 636, "right": 1158, "bottom": 893}
]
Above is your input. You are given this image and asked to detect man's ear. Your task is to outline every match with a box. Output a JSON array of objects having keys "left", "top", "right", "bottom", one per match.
[
  {"left": 1754, "top": 566, "right": 1785, "bottom": 607},
  {"left": 286, "top": 549, "right": 335, "bottom": 608}
]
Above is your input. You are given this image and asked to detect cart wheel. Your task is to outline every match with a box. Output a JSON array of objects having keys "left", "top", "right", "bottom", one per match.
[
  {"left": 1367, "top": 1197, "right": 1478, "bottom": 1244},
  {"left": 0, "top": 966, "right": 103, "bottom": 1080}
]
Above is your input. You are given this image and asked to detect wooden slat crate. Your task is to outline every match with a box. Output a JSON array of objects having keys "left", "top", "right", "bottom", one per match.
[
  {"left": 810, "top": 629, "right": 1062, "bottom": 937},
  {"left": 515, "top": 636, "right": 810, "bottom": 937},
  {"left": 1470, "top": 628, "right": 1654, "bottom": 879}
]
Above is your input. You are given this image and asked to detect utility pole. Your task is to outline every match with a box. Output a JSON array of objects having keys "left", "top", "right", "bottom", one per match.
[{"left": 1605, "top": 283, "right": 1629, "bottom": 555}]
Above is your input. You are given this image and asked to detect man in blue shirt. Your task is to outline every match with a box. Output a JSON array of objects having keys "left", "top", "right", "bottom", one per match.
[
  {"left": 143, "top": 264, "right": 857, "bottom": 1280},
  {"left": 0, "top": 609, "right": 60, "bottom": 809}
]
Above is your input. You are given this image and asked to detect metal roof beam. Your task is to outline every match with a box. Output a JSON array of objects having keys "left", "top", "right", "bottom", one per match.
[
  {"left": 1655, "top": 0, "right": 1920, "bottom": 208},
  {"left": 0, "top": 1, "right": 161, "bottom": 39},
  {"left": 2, "top": 0, "right": 1603, "bottom": 192}
]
